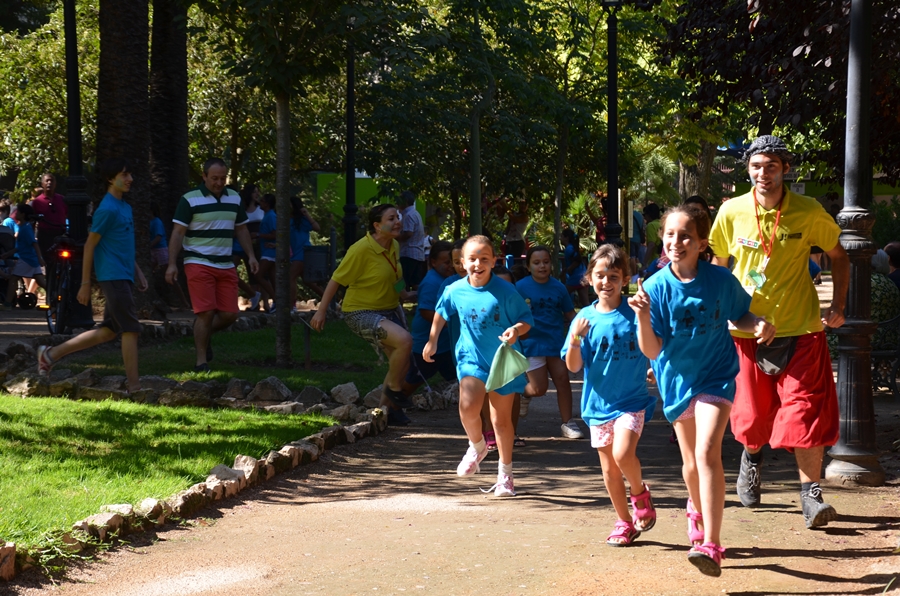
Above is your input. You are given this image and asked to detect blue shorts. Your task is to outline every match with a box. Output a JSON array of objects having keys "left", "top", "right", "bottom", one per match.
[{"left": 406, "top": 351, "right": 456, "bottom": 385}]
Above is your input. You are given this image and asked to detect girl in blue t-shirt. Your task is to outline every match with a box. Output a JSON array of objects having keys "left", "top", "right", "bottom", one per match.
[
  {"left": 628, "top": 204, "right": 775, "bottom": 577},
  {"left": 561, "top": 228, "right": 589, "bottom": 307},
  {"left": 425, "top": 236, "right": 533, "bottom": 498},
  {"left": 288, "top": 196, "right": 322, "bottom": 310},
  {"left": 515, "top": 246, "right": 578, "bottom": 441},
  {"left": 255, "top": 194, "right": 278, "bottom": 313},
  {"left": 564, "top": 245, "right": 657, "bottom": 547}
]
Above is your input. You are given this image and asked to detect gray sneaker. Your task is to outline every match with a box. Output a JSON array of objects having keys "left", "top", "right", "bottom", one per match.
[
  {"left": 801, "top": 484, "right": 838, "bottom": 529},
  {"left": 736, "top": 450, "right": 762, "bottom": 507}
]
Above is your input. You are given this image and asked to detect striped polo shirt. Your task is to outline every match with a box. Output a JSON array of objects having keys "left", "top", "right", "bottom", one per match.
[{"left": 173, "top": 184, "right": 248, "bottom": 269}]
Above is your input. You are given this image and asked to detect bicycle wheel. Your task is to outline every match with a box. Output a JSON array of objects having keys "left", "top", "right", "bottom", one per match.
[{"left": 46, "top": 263, "right": 70, "bottom": 334}]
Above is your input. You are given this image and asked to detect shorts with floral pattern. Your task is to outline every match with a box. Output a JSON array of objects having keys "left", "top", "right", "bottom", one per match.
[
  {"left": 343, "top": 306, "right": 407, "bottom": 355},
  {"left": 675, "top": 393, "right": 733, "bottom": 422},
  {"left": 590, "top": 411, "right": 646, "bottom": 449}
]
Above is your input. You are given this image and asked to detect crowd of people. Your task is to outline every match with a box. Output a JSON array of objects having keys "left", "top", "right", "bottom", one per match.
[{"left": 0, "top": 135, "right": 889, "bottom": 577}]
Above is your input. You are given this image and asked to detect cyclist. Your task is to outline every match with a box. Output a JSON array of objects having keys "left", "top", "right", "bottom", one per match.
[{"left": 36, "top": 158, "right": 148, "bottom": 393}]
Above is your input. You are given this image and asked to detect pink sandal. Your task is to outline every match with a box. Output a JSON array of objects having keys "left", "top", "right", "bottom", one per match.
[
  {"left": 630, "top": 483, "right": 656, "bottom": 532},
  {"left": 688, "top": 541, "right": 726, "bottom": 577},
  {"left": 606, "top": 520, "right": 640, "bottom": 547},
  {"left": 484, "top": 430, "right": 497, "bottom": 451},
  {"left": 686, "top": 498, "right": 704, "bottom": 546}
]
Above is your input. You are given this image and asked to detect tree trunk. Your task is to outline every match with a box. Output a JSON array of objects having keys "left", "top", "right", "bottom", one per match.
[
  {"left": 97, "top": 0, "right": 157, "bottom": 310},
  {"left": 451, "top": 188, "right": 462, "bottom": 240},
  {"left": 678, "top": 140, "right": 716, "bottom": 200},
  {"left": 553, "top": 124, "right": 568, "bottom": 277},
  {"left": 274, "top": 91, "right": 292, "bottom": 367},
  {"left": 149, "top": 0, "right": 188, "bottom": 221},
  {"left": 467, "top": 5, "right": 494, "bottom": 236}
]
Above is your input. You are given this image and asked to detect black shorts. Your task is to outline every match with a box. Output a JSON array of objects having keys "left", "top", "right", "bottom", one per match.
[
  {"left": 400, "top": 257, "right": 425, "bottom": 289},
  {"left": 405, "top": 350, "right": 456, "bottom": 385},
  {"left": 98, "top": 280, "right": 142, "bottom": 334}
]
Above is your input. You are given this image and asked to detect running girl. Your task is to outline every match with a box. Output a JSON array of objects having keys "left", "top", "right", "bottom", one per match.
[
  {"left": 628, "top": 203, "right": 775, "bottom": 576},
  {"left": 255, "top": 193, "right": 278, "bottom": 313},
  {"left": 288, "top": 196, "right": 322, "bottom": 308},
  {"left": 516, "top": 245, "right": 580, "bottom": 439},
  {"left": 563, "top": 245, "right": 657, "bottom": 547},
  {"left": 424, "top": 236, "right": 533, "bottom": 497}
]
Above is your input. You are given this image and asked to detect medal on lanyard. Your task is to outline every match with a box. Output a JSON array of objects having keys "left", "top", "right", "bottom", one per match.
[{"left": 747, "top": 193, "right": 781, "bottom": 291}]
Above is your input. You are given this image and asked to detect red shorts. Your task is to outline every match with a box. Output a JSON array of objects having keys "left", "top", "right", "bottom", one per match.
[
  {"left": 731, "top": 332, "right": 838, "bottom": 451},
  {"left": 184, "top": 264, "right": 239, "bottom": 314}
]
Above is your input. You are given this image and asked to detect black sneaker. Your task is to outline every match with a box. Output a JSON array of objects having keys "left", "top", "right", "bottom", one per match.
[
  {"left": 801, "top": 485, "right": 838, "bottom": 529},
  {"left": 387, "top": 407, "right": 411, "bottom": 426},
  {"left": 384, "top": 386, "right": 414, "bottom": 410},
  {"left": 193, "top": 363, "right": 211, "bottom": 373},
  {"left": 736, "top": 450, "right": 762, "bottom": 507}
]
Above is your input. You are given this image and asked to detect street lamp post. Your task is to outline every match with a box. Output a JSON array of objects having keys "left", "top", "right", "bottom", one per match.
[
  {"left": 343, "top": 27, "right": 359, "bottom": 252},
  {"left": 602, "top": 0, "right": 623, "bottom": 247},
  {"left": 826, "top": 0, "right": 884, "bottom": 486}
]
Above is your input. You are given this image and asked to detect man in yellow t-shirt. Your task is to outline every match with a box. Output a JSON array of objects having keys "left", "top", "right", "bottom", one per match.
[{"left": 709, "top": 135, "right": 849, "bottom": 530}]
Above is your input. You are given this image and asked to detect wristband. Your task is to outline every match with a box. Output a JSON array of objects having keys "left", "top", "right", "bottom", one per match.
[{"left": 571, "top": 334, "right": 583, "bottom": 343}]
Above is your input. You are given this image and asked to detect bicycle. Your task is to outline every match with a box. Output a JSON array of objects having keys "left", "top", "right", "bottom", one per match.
[{"left": 46, "top": 235, "right": 76, "bottom": 334}]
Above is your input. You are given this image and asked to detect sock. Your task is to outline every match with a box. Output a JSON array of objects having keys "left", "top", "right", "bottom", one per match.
[
  {"left": 498, "top": 461, "right": 513, "bottom": 477},
  {"left": 470, "top": 438, "right": 486, "bottom": 454},
  {"left": 746, "top": 449, "right": 763, "bottom": 464}
]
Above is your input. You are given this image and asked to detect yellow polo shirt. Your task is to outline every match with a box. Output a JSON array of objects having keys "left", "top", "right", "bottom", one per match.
[
  {"left": 331, "top": 233, "right": 403, "bottom": 312},
  {"left": 709, "top": 189, "right": 840, "bottom": 338}
]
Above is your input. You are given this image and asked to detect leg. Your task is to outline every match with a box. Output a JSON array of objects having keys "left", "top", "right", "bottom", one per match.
[
  {"left": 547, "top": 357, "right": 574, "bottom": 423},
  {"left": 488, "top": 391, "right": 515, "bottom": 465},
  {"left": 256, "top": 261, "right": 276, "bottom": 307},
  {"left": 193, "top": 310, "right": 215, "bottom": 366},
  {"left": 32, "top": 273, "right": 47, "bottom": 290},
  {"left": 673, "top": 417, "right": 700, "bottom": 510},
  {"left": 692, "top": 400, "right": 732, "bottom": 546},
  {"left": 47, "top": 326, "right": 117, "bottom": 361},
  {"left": 377, "top": 318, "right": 412, "bottom": 393},
  {"left": 612, "top": 428, "right": 644, "bottom": 496},
  {"left": 458, "top": 376, "right": 488, "bottom": 444},
  {"left": 120, "top": 331, "right": 141, "bottom": 391},
  {"left": 795, "top": 446, "right": 824, "bottom": 484},
  {"left": 290, "top": 261, "right": 303, "bottom": 309},
  {"left": 598, "top": 445, "right": 631, "bottom": 523},
  {"left": 523, "top": 366, "right": 549, "bottom": 398}
]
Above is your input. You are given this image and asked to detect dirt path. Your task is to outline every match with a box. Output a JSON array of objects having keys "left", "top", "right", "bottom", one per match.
[{"left": 8, "top": 377, "right": 900, "bottom": 596}]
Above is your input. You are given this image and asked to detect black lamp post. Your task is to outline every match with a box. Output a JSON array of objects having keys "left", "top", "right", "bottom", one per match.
[
  {"left": 826, "top": 0, "right": 884, "bottom": 486},
  {"left": 343, "top": 23, "right": 359, "bottom": 252},
  {"left": 602, "top": 0, "right": 623, "bottom": 247},
  {"left": 62, "top": 0, "right": 95, "bottom": 329}
]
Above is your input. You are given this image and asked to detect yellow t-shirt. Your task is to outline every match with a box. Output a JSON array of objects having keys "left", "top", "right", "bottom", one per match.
[
  {"left": 331, "top": 233, "right": 403, "bottom": 312},
  {"left": 708, "top": 189, "right": 840, "bottom": 338}
]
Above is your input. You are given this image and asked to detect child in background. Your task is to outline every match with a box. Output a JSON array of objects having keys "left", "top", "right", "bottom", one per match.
[
  {"left": 2, "top": 203, "right": 46, "bottom": 306},
  {"left": 628, "top": 204, "right": 775, "bottom": 576},
  {"left": 425, "top": 236, "right": 533, "bottom": 497},
  {"left": 488, "top": 264, "right": 523, "bottom": 448},
  {"left": 289, "top": 196, "right": 322, "bottom": 309},
  {"left": 565, "top": 245, "right": 657, "bottom": 546},
  {"left": 562, "top": 228, "right": 589, "bottom": 306},
  {"left": 256, "top": 193, "right": 278, "bottom": 313},
  {"left": 149, "top": 203, "right": 168, "bottom": 272},
  {"left": 516, "top": 246, "right": 580, "bottom": 439}
]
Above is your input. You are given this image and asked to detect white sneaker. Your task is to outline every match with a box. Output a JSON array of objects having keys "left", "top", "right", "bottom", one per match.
[
  {"left": 519, "top": 395, "right": 531, "bottom": 417},
  {"left": 484, "top": 474, "right": 516, "bottom": 497},
  {"left": 561, "top": 419, "right": 585, "bottom": 439},
  {"left": 457, "top": 445, "right": 488, "bottom": 476}
]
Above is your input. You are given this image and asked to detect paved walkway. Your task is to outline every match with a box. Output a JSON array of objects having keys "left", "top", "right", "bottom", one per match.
[{"left": 9, "top": 379, "right": 900, "bottom": 595}]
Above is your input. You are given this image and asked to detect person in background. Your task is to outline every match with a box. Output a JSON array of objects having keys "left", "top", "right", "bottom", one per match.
[
  {"left": 562, "top": 228, "right": 589, "bottom": 307},
  {"left": 398, "top": 190, "right": 426, "bottom": 290},
  {"left": 255, "top": 193, "right": 278, "bottom": 313},
  {"left": 233, "top": 183, "right": 263, "bottom": 311},
  {"left": 289, "top": 195, "right": 322, "bottom": 309},
  {"left": 31, "top": 173, "right": 68, "bottom": 264},
  {"left": 149, "top": 203, "right": 168, "bottom": 273},
  {"left": 504, "top": 199, "right": 529, "bottom": 260},
  {"left": 641, "top": 203, "right": 662, "bottom": 272},
  {"left": 885, "top": 241, "right": 900, "bottom": 290}
]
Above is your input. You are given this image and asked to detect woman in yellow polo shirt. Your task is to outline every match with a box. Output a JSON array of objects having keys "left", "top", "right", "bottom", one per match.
[{"left": 311, "top": 204, "right": 416, "bottom": 424}]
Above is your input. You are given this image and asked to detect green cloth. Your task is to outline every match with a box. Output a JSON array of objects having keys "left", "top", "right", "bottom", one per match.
[{"left": 485, "top": 340, "right": 528, "bottom": 392}]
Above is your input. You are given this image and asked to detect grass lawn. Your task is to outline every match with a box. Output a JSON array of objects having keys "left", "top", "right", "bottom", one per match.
[
  {"left": 60, "top": 318, "right": 390, "bottom": 393},
  {"left": 0, "top": 395, "right": 335, "bottom": 551}
]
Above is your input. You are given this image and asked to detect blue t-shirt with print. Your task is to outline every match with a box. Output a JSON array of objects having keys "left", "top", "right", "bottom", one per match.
[
  {"left": 14, "top": 222, "right": 39, "bottom": 267},
  {"left": 259, "top": 210, "right": 277, "bottom": 259},
  {"left": 438, "top": 273, "right": 465, "bottom": 362},
  {"left": 643, "top": 260, "right": 752, "bottom": 422},
  {"left": 561, "top": 301, "right": 655, "bottom": 426},
  {"left": 436, "top": 274, "right": 533, "bottom": 391},
  {"left": 516, "top": 275, "right": 574, "bottom": 357},
  {"left": 149, "top": 217, "right": 167, "bottom": 249},
  {"left": 2, "top": 217, "right": 18, "bottom": 234},
  {"left": 411, "top": 268, "right": 451, "bottom": 353},
  {"left": 564, "top": 243, "right": 586, "bottom": 286},
  {"left": 289, "top": 216, "right": 314, "bottom": 262},
  {"left": 91, "top": 193, "right": 135, "bottom": 282}
]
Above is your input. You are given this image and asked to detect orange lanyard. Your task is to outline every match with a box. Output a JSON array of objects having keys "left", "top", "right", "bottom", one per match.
[
  {"left": 381, "top": 251, "right": 399, "bottom": 279},
  {"left": 753, "top": 189, "right": 782, "bottom": 270}
]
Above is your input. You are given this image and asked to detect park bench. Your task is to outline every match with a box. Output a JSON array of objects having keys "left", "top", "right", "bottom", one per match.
[{"left": 872, "top": 314, "right": 900, "bottom": 399}]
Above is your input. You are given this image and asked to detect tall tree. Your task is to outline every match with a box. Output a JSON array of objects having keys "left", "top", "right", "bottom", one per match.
[{"left": 96, "top": 0, "right": 156, "bottom": 306}]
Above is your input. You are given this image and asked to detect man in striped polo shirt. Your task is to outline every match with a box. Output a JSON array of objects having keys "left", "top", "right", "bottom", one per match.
[{"left": 166, "top": 158, "right": 259, "bottom": 372}]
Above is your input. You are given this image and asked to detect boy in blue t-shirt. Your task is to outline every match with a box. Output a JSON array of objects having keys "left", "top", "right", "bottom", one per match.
[
  {"left": 1, "top": 203, "right": 46, "bottom": 306},
  {"left": 36, "top": 158, "right": 148, "bottom": 393},
  {"left": 425, "top": 236, "right": 533, "bottom": 497}
]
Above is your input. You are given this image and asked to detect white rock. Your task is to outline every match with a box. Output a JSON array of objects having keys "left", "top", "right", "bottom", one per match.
[{"left": 330, "top": 382, "right": 360, "bottom": 405}]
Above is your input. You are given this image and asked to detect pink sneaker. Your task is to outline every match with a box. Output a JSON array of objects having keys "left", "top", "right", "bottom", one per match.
[
  {"left": 36, "top": 345, "right": 54, "bottom": 377},
  {"left": 481, "top": 473, "right": 516, "bottom": 497},
  {"left": 456, "top": 445, "right": 488, "bottom": 476}
]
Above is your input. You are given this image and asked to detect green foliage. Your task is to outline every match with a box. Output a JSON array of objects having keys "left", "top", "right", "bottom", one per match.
[
  {"left": 0, "top": 0, "right": 99, "bottom": 194},
  {"left": 0, "top": 394, "right": 334, "bottom": 550},
  {"left": 873, "top": 197, "right": 900, "bottom": 249},
  {"left": 0, "top": 0, "right": 54, "bottom": 34}
]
